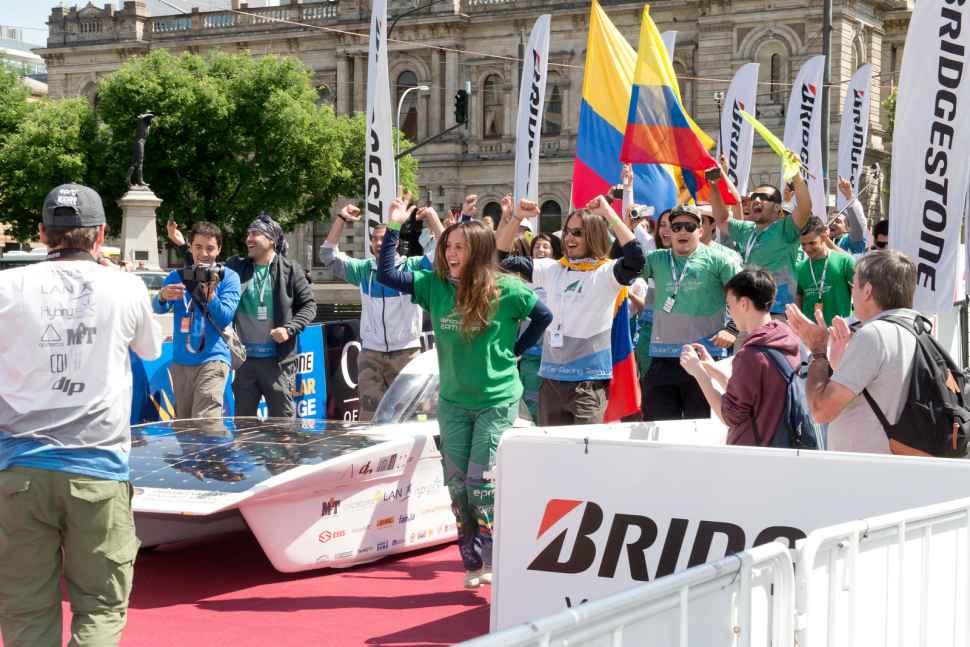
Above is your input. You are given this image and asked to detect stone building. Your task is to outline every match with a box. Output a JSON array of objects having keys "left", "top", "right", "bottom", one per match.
[{"left": 38, "top": 0, "right": 912, "bottom": 274}]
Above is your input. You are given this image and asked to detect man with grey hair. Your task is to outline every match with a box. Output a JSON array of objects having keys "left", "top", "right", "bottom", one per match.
[{"left": 785, "top": 250, "right": 919, "bottom": 453}]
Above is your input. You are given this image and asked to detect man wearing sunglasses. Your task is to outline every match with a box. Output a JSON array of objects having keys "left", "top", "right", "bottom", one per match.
[
  {"left": 639, "top": 204, "right": 742, "bottom": 421},
  {"left": 711, "top": 166, "right": 813, "bottom": 320},
  {"left": 871, "top": 219, "right": 889, "bottom": 251}
]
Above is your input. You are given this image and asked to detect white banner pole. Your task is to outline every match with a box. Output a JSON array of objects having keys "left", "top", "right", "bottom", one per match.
[{"left": 364, "top": 0, "right": 395, "bottom": 259}]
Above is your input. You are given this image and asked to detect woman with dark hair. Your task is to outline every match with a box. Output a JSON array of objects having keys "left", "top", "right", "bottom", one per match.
[
  {"left": 377, "top": 197, "right": 552, "bottom": 589},
  {"left": 530, "top": 232, "right": 562, "bottom": 260},
  {"left": 654, "top": 209, "right": 673, "bottom": 251},
  {"left": 497, "top": 195, "right": 644, "bottom": 425}
]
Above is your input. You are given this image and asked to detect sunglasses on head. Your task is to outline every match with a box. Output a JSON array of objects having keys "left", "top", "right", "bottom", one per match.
[
  {"left": 564, "top": 227, "right": 584, "bottom": 238},
  {"left": 670, "top": 221, "right": 699, "bottom": 233},
  {"left": 749, "top": 191, "right": 782, "bottom": 204}
]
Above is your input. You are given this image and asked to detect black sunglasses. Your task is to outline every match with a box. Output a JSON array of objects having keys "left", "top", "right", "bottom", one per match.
[
  {"left": 749, "top": 191, "right": 782, "bottom": 204},
  {"left": 874, "top": 240, "right": 888, "bottom": 249},
  {"left": 670, "top": 222, "right": 699, "bottom": 233},
  {"left": 564, "top": 227, "right": 584, "bottom": 238}
]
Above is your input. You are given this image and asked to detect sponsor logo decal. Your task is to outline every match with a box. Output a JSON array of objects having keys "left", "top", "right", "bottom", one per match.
[{"left": 317, "top": 529, "right": 347, "bottom": 544}]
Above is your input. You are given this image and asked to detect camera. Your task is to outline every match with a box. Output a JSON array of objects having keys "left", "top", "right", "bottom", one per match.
[
  {"left": 179, "top": 263, "right": 224, "bottom": 284},
  {"left": 609, "top": 185, "right": 625, "bottom": 201},
  {"left": 630, "top": 205, "right": 654, "bottom": 221},
  {"left": 704, "top": 166, "right": 722, "bottom": 183}
]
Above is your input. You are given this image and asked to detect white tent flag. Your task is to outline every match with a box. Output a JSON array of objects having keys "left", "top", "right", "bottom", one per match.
[
  {"left": 513, "top": 14, "right": 551, "bottom": 233},
  {"left": 783, "top": 55, "right": 826, "bottom": 221},
  {"left": 660, "top": 31, "right": 677, "bottom": 64},
  {"left": 363, "top": 0, "right": 395, "bottom": 259},
  {"left": 890, "top": 0, "right": 970, "bottom": 313},
  {"left": 717, "top": 63, "right": 759, "bottom": 195},
  {"left": 836, "top": 64, "right": 872, "bottom": 211}
]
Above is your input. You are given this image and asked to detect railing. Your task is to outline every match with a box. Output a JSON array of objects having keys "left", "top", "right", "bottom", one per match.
[
  {"left": 147, "top": 2, "right": 338, "bottom": 38},
  {"left": 460, "top": 542, "right": 795, "bottom": 647},
  {"left": 795, "top": 497, "right": 970, "bottom": 647},
  {"left": 463, "top": 496, "right": 970, "bottom": 647}
]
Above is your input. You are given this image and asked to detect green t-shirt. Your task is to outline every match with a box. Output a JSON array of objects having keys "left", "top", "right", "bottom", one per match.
[
  {"left": 236, "top": 264, "right": 275, "bottom": 357},
  {"left": 796, "top": 250, "right": 855, "bottom": 325},
  {"left": 410, "top": 271, "right": 537, "bottom": 408},
  {"left": 728, "top": 216, "right": 801, "bottom": 313},
  {"left": 641, "top": 244, "right": 740, "bottom": 358}
]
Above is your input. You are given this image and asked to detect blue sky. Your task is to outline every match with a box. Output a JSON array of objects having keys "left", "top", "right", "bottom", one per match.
[{"left": 1, "top": 1, "right": 66, "bottom": 45}]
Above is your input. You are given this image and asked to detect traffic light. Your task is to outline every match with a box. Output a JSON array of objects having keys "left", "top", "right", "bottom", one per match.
[{"left": 453, "top": 89, "right": 468, "bottom": 125}]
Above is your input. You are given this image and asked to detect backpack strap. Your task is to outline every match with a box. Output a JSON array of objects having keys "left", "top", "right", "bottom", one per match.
[
  {"left": 748, "top": 345, "right": 796, "bottom": 383},
  {"left": 857, "top": 313, "right": 922, "bottom": 436}
]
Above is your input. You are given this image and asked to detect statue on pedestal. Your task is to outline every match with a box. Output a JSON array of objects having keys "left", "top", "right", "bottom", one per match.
[{"left": 125, "top": 112, "right": 155, "bottom": 188}]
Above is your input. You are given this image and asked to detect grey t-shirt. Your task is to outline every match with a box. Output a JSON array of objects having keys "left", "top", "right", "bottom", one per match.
[{"left": 828, "top": 308, "right": 919, "bottom": 454}]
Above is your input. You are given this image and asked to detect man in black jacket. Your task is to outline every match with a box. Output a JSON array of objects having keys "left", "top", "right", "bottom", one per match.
[{"left": 166, "top": 214, "right": 316, "bottom": 418}]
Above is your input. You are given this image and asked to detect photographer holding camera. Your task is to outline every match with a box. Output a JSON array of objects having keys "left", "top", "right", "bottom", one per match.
[{"left": 154, "top": 222, "right": 241, "bottom": 421}]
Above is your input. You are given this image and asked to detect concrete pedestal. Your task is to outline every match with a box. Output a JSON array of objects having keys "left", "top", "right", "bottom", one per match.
[{"left": 119, "top": 186, "right": 162, "bottom": 269}]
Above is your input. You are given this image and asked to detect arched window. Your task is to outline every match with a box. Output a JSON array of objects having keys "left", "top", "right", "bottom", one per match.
[
  {"left": 540, "top": 200, "right": 562, "bottom": 234},
  {"left": 757, "top": 43, "right": 788, "bottom": 104},
  {"left": 542, "top": 81, "right": 562, "bottom": 136},
  {"left": 770, "top": 54, "right": 782, "bottom": 102},
  {"left": 396, "top": 70, "right": 419, "bottom": 143},
  {"left": 483, "top": 74, "right": 504, "bottom": 139}
]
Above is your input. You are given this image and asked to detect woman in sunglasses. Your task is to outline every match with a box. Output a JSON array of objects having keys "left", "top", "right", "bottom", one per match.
[
  {"left": 497, "top": 195, "right": 644, "bottom": 425},
  {"left": 376, "top": 196, "right": 553, "bottom": 589},
  {"left": 639, "top": 204, "right": 742, "bottom": 421}
]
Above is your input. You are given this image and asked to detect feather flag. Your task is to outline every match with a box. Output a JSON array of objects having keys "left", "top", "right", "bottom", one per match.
[
  {"left": 739, "top": 109, "right": 801, "bottom": 181},
  {"left": 604, "top": 288, "right": 641, "bottom": 422},
  {"left": 572, "top": 0, "right": 678, "bottom": 214},
  {"left": 620, "top": 5, "right": 735, "bottom": 204}
]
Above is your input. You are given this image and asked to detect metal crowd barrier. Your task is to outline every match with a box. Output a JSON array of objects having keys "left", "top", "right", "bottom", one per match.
[
  {"left": 464, "top": 495, "right": 970, "bottom": 647},
  {"left": 461, "top": 541, "right": 795, "bottom": 647}
]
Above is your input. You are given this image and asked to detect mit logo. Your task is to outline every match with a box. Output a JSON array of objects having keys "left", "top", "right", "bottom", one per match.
[
  {"left": 321, "top": 498, "right": 341, "bottom": 517},
  {"left": 527, "top": 499, "right": 805, "bottom": 581},
  {"left": 66, "top": 323, "right": 96, "bottom": 346}
]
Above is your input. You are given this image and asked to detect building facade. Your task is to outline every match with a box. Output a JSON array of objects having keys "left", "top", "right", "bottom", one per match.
[{"left": 38, "top": 0, "right": 911, "bottom": 272}]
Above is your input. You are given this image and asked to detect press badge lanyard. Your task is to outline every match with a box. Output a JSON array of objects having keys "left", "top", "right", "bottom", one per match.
[
  {"left": 743, "top": 230, "right": 761, "bottom": 263},
  {"left": 182, "top": 293, "right": 206, "bottom": 353},
  {"left": 808, "top": 255, "right": 829, "bottom": 309},
  {"left": 663, "top": 252, "right": 691, "bottom": 314},
  {"left": 253, "top": 268, "right": 270, "bottom": 321}
]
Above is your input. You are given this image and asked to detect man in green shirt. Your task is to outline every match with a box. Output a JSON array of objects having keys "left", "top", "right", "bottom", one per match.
[
  {"left": 796, "top": 216, "right": 855, "bottom": 325},
  {"left": 711, "top": 164, "right": 813, "bottom": 316}
]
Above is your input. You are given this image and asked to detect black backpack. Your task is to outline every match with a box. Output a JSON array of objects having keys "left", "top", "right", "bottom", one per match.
[
  {"left": 862, "top": 314, "right": 970, "bottom": 458},
  {"left": 749, "top": 345, "right": 824, "bottom": 450}
]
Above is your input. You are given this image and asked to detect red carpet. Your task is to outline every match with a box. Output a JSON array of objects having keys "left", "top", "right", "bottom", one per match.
[{"left": 17, "top": 532, "right": 491, "bottom": 646}]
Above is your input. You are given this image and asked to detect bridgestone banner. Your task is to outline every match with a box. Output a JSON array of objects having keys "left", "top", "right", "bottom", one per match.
[
  {"left": 890, "top": 0, "right": 970, "bottom": 313},
  {"left": 514, "top": 14, "right": 551, "bottom": 232},
  {"left": 836, "top": 64, "right": 872, "bottom": 212},
  {"left": 783, "top": 55, "right": 826, "bottom": 221},
  {"left": 364, "top": 0, "right": 395, "bottom": 259},
  {"left": 717, "top": 63, "right": 759, "bottom": 195}
]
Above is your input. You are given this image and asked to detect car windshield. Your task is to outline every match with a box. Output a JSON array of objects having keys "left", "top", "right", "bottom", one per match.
[
  {"left": 373, "top": 372, "right": 439, "bottom": 424},
  {"left": 138, "top": 273, "right": 166, "bottom": 289}
]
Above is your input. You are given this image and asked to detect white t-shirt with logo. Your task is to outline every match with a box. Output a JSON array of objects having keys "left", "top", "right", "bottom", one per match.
[{"left": 0, "top": 259, "right": 162, "bottom": 479}]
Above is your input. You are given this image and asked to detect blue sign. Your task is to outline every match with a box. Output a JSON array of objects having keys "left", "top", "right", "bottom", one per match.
[{"left": 131, "top": 324, "right": 329, "bottom": 423}]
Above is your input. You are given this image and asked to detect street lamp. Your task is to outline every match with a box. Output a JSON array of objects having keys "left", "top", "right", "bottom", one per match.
[{"left": 396, "top": 84, "right": 430, "bottom": 185}]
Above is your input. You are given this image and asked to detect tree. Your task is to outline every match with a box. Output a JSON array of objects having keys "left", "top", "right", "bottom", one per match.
[
  {"left": 0, "top": 97, "right": 102, "bottom": 241},
  {"left": 0, "top": 66, "right": 29, "bottom": 143},
  {"left": 96, "top": 49, "right": 417, "bottom": 253},
  {"left": 0, "top": 49, "right": 418, "bottom": 251}
]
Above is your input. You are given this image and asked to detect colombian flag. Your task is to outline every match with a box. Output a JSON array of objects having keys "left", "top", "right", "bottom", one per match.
[
  {"left": 604, "top": 288, "right": 640, "bottom": 422},
  {"left": 620, "top": 6, "right": 735, "bottom": 204},
  {"left": 572, "top": 1, "right": 678, "bottom": 212}
]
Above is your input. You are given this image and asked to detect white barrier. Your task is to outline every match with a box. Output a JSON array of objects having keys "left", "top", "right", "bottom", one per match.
[
  {"left": 461, "top": 541, "right": 794, "bottom": 647},
  {"left": 795, "top": 496, "right": 970, "bottom": 647},
  {"left": 471, "top": 495, "right": 970, "bottom": 647}
]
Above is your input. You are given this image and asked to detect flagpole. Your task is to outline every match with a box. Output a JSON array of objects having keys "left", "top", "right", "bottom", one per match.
[{"left": 821, "top": 0, "right": 833, "bottom": 198}]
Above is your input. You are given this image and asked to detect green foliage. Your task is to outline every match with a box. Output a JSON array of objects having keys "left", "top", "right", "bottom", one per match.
[
  {"left": 0, "top": 66, "right": 30, "bottom": 143},
  {"left": 0, "top": 49, "right": 419, "bottom": 252},
  {"left": 0, "top": 98, "right": 101, "bottom": 241},
  {"left": 882, "top": 90, "right": 896, "bottom": 141}
]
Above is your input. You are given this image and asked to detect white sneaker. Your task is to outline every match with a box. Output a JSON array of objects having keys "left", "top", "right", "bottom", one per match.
[
  {"left": 479, "top": 569, "right": 493, "bottom": 585},
  {"left": 464, "top": 569, "right": 483, "bottom": 588}
]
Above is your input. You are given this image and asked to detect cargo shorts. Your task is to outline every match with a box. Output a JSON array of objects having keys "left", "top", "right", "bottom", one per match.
[{"left": 0, "top": 467, "right": 139, "bottom": 647}]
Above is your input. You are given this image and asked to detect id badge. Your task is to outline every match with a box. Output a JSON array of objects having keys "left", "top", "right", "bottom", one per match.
[
  {"left": 180, "top": 317, "right": 190, "bottom": 334},
  {"left": 550, "top": 330, "right": 564, "bottom": 348},
  {"left": 257, "top": 306, "right": 268, "bottom": 321},
  {"left": 662, "top": 296, "right": 676, "bottom": 313}
]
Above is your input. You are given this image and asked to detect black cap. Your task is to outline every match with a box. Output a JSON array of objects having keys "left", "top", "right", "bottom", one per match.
[{"left": 42, "top": 183, "right": 106, "bottom": 227}]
